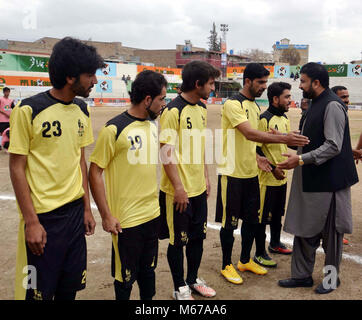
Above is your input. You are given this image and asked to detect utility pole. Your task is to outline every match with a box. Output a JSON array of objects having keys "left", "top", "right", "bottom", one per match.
[{"left": 220, "top": 24, "right": 229, "bottom": 79}]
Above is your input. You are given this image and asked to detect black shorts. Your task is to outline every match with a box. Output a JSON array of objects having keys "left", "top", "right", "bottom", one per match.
[
  {"left": 25, "top": 198, "right": 86, "bottom": 300},
  {"left": 159, "top": 190, "right": 208, "bottom": 247},
  {"left": 215, "top": 175, "right": 260, "bottom": 229},
  {"left": 111, "top": 216, "right": 160, "bottom": 288},
  {"left": 259, "top": 184, "right": 287, "bottom": 224},
  {"left": 0, "top": 122, "right": 9, "bottom": 134}
]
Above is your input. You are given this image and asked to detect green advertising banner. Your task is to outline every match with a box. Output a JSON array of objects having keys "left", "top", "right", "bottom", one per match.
[
  {"left": 0, "top": 53, "right": 18, "bottom": 71},
  {"left": 0, "top": 53, "right": 49, "bottom": 72},
  {"left": 290, "top": 65, "right": 301, "bottom": 76},
  {"left": 126, "top": 80, "right": 132, "bottom": 92},
  {"left": 323, "top": 64, "right": 348, "bottom": 77},
  {"left": 18, "top": 55, "right": 49, "bottom": 72},
  {"left": 167, "top": 83, "right": 180, "bottom": 93}
]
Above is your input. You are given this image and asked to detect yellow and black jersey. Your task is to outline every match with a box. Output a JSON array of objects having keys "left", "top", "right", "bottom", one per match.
[
  {"left": 159, "top": 95, "right": 207, "bottom": 197},
  {"left": 89, "top": 111, "right": 160, "bottom": 229},
  {"left": 9, "top": 90, "right": 93, "bottom": 214},
  {"left": 257, "top": 105, "right": 290, "bottom": 186},
  {"left": 217, "top": 93, "right": 260, "bottom": 178}
]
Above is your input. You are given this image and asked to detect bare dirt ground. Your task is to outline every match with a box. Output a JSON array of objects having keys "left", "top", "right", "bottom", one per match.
[{"left": 0, "top": 105, "right": 361, "bottom": 300}]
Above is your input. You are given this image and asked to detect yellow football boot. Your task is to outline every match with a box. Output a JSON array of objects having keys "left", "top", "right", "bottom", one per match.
[
  {"left": 221, "top": 264, "right": 243, "bottom": 284},
  {"left": 237, "top": 259, "right": 268, "bottom": 275}
]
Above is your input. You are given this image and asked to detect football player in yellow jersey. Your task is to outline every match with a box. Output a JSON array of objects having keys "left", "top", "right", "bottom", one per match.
[
  {"left": 159, "top": 61, "right": 220, "bottom": 300},
  {"left": 9, "top": 37, "right": 104, "bottom": 300},
  {"left": 216, "top": 63, "right": 309, "bottom": 285},
  {"left": 254, "top": 82, "right": 293, "bottom": 269},
  {"left": 89, "top": 70, "right": 167, "bottom": 300}
]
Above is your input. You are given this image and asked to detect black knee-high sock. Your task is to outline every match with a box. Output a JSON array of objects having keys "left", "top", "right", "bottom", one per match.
[
  {"left": 137, "top": 269, "right": 155, "bottom": 300},
  {"left": 114, "top": 280, "right": 132, "bottom": 300},
  {"left": 240, "top": 222, "right": 258, "bottom": 264},
  {"left": 270, "top": 217, "right": 282, "bottom": 248},
  {"left": 220, "top": 227, "right": 234, "bottom": 269},
  {"left": 255, "top": 223, "right": 267, "bottom": 257},
  {"left": 186, "top": 238, "right": 203, "bottom": 285},
  {"left": 167, "top": 244, "right": 186, "bottom": 291}
]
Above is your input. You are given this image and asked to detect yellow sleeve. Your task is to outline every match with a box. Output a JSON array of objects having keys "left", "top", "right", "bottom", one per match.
[
  {"left": 89, "top": 125, "right": 117, "bottom": 169},
  {"left": 223, "top": 99, "right": 248, "bottom": 128},
  {"left": 8, "top": 105, "right": 33, "bottom": 155},
  {"left": 287, "top": 118, "right": 291, "bottom": 133},
  {"left": 80, "top": 105, "right": 94, "bottom": 148},
  {"left": 257, "top": 117, "right": 268, "bottom": 148},
  {"left": 258, "top": 117, "right": 268, "bottom": 133},
  {"left": 159, "top": 107, "right": 179, "bottom": 146}
]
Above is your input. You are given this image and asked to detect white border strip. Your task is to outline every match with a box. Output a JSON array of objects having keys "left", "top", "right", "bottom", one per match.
[{"left": 2, "top": 194, "right": 362, "bottom": 265}]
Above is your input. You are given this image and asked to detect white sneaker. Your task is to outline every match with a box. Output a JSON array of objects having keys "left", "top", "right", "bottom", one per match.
[
  {"left": 172, "top": 285, "right": 194, "bottom": 300},
  {"left": 189, "top": 278, "right": 216, "bottom": 297}
]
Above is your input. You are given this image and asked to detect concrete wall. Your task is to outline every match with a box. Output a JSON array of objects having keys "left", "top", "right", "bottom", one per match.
[
  {"left": 6, "top": 37, "right": 137, "bottom": 61},
  {"left": 133, "top": 49, "right": 176, "bottom": 68}
]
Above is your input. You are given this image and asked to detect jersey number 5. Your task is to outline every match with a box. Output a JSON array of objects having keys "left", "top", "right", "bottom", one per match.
[{"left": 42, "top": 121, "right": 62, "bottom": 138}]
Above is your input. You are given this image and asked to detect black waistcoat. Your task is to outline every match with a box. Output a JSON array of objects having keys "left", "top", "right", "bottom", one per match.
[{"left": 301, "top": 88, "right": 358, "bottom": 192}]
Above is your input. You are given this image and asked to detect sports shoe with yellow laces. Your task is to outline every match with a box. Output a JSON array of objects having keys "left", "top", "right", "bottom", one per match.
[
  {"left": 220, "top": 264, "right": 243, "bottom": 284},
  {"left": 237, "top": 259, "right": 268, "bottom": 275}
]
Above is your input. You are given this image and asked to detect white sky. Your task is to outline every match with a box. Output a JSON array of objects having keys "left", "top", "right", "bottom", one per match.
[{"left": 1, "top": 0, "right": 362, "bottom": 64}]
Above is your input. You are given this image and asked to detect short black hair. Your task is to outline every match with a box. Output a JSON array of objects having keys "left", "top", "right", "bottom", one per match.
[
  {"left": 267, "top": 82, "right": 291, "bottom": 105},
  {"left": 3, "top": 87, "right": 10, "bottom": 92},
  {"left": 181, "top": 61, "right": 220, "bottom": 92},
  {"left": 48, "top": 37, "right": 105, "bottom": 89},
  {"left": 243, "top": 63, "right": 270, "bottom": 85},
  {"left": 331, "top": 85, "right": 347, "bottom": 94},
  {"left": 300, "top": 62, "right": 329, "bottom": 88},
  {"left": 130, "top": 70, "right": 168, "bottom": 105}
]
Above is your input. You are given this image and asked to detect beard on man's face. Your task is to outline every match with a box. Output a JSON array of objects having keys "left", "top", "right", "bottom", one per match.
[
  {"left": 250, "top": 85, "right": 264, "bottom": 98},
  {"left": 302, "top": 86, "right": 314, "bottom": 99},
  {"left": 71, "top": 80, "right": 93, "bottom": 98}
]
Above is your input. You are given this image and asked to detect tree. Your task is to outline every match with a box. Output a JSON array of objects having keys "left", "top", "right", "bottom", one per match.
[
  {"left": 208, "top": 22, "right": 221, "bottom": 52},
  {"left": 280, "top": 48, "right": 301, "bottom": 65},
  {"left": 239, "top": 49, "right": 272, "bottom": 62}
]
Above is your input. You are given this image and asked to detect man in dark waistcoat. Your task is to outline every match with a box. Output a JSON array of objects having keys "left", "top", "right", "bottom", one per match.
[{"left": 276, "top": 62, "right": 359, "bottom": 294}]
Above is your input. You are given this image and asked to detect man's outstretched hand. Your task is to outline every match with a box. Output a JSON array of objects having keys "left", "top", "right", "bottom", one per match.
[{"left": 277, "top": 153, "right": 300, "bottom": 170}]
